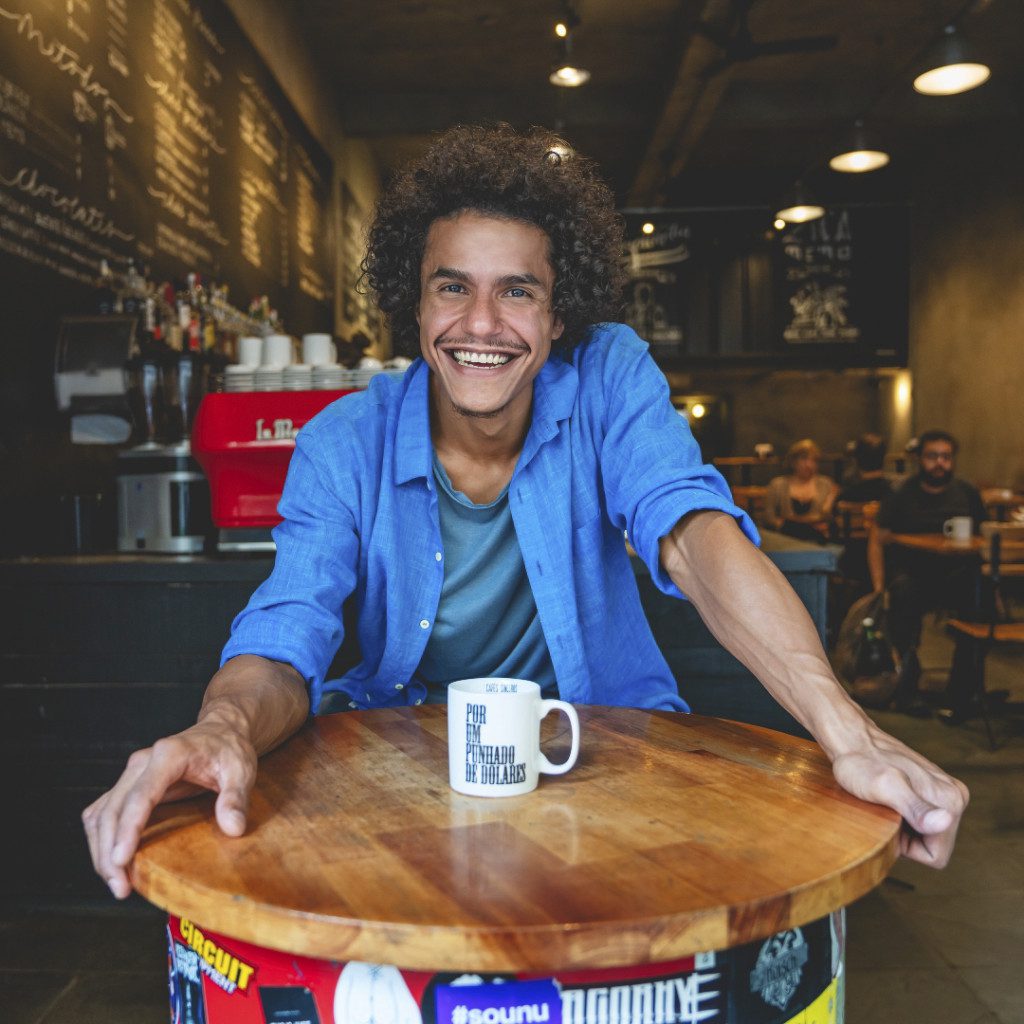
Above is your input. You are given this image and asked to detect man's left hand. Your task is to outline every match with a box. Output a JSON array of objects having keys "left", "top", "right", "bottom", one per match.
[{"left": 830, "top": 726, "right": 969, "bottom": 867}]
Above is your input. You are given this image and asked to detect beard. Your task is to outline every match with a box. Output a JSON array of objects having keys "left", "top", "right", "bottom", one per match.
[{"left": 921, "top": 467, "right": 953, "bottom": 488}]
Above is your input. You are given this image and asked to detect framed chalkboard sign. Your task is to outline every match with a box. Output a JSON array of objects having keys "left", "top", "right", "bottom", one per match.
[
  {"left": 0, "top": 0, "right": 333, "bottom": 333},
  {"left": 621, "top": 206, "right": 908, "bottom": 368}
]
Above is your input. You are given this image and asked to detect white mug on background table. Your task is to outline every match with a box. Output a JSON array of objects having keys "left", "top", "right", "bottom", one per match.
[
  {"left": 943, "top": 516, "right": 973, "bottom": 543},
  {"left": 447, "top": 678, "right": 580, "bottom": 797}
]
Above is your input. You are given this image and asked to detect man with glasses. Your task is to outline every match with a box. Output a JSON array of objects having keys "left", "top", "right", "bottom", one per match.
[{"left": 869, "top": 430, "right": 986, "bottom": 710}]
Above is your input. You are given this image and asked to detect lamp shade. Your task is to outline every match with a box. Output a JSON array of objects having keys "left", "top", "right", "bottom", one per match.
[
  {"left": 775, "top": 183, "right": 825, "bottom": 224},
  {"left": 829, "top": 122, "right": 890, "bottom": 173},
  {"left": 913, "top": 25, "right": 991, "bottom": 96}
]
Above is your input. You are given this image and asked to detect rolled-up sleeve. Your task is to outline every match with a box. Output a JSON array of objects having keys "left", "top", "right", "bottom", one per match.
[
  {"left": 597, "top": 333, "right": 759, "bottom": 598},
  {"left": 220, "top": 426, "right": 360, "bottom": 696}
]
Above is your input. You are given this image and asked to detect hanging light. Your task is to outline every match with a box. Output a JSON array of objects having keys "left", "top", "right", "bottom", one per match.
[
  {"left": 550, "top": 10, "right": 590, "bottom": 88},
  {"left": 829, "top": 121, "right": 890, "bottom": 173},
  {"left": 913, "top": 25, "right": 991, "bottom": 96},
  {"left": 641, "top": 221, "right": 655, "bottom": 235},
  {"left": 550, "top": 64, "right": 591, "bottom": 87},
  {"left": 775, "top": 182, "right": 825, "bottom": 224},
  {"left": 773, "top": 218, "right": 786, "bottom": 230}
]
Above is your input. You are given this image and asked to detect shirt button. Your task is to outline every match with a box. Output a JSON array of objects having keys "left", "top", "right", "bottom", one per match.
[
  {"left": 348, "top": 701, "right": 358, "bottom": 709},
  {"left": 435, "top": 551, "right": 442, "bottom": 561},
  {"left": 394, "top": 683, "right": 404, "bottom": 691},
  {"left": 420, "top": 619, "right": 430, "bottom": 629},
  {"left": 415, "top": 699, "right": 423, "bottom": 705}
]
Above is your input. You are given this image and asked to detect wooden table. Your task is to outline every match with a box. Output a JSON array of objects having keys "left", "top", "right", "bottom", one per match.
[
  {"left": 888, "top": 533, "right": 984, "bottom": 556},
  {"left": 134, "top": 707, "right": 900, "bottom": 1023}
]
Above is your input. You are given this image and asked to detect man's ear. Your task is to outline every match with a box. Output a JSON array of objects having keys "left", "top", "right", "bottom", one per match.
[{"left": 552, "top": 316, "right": 565, "bottom": 342}]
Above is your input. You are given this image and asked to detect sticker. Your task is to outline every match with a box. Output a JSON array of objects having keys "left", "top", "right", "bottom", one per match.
[
  {"left": 558, "top": 967, "right": 723, "bottom": 1024},
  {"left": 435, "top": 978, "right": 561, "bottom": 1024},
  {"left": 167, "top": 923, "right": 208, "bottom": 1024},
  {"left": 729, "top": 916, "right": 833, "bottom": 1024},
  {"left": 259, "top": 984, "right": 321, "bottom": 1023},
  {"left": 335, "top": 962, "right": 423, "bottom": 1024}
]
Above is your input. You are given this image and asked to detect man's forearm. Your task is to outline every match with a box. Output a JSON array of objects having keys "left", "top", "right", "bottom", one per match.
[
  {"left": 867, "top": 526, "right": 887, "bottom": 593},
  {"left": 199, "top": 654, "right": 310, "bottom": 756},
  {"left": 659, "top": 511, "right": 876, "bottom": 760}
]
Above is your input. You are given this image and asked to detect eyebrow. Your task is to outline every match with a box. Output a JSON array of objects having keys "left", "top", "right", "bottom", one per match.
[{"left": 427, "top": 267, "right": 545, "bottom": 289}]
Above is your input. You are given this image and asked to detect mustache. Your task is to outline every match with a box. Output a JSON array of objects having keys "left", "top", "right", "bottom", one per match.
[{"left": 434, "top": 334, "right": 530, "bottom": 353}]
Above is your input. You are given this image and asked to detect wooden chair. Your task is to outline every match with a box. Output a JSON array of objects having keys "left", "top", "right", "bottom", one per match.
[
  {"left": 730, "top": 484, "right": 768, "bottom": 523},
  {"left": 945, "top": 526, "right": 1024, "bottom": 748},
  {"left": 834, "top": 500, "right": 880, "bottom": 542},
  {"left": 981, "top": 488, "right": 1024, "bottom": 523}
]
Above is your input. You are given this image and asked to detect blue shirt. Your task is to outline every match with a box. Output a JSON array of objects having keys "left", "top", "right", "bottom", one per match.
[
  {"left": 221, "top": 323, "right": 758, "bottom": 713},
  {"left": 418, "top": 454, "right": 557, "bottom": 702}
]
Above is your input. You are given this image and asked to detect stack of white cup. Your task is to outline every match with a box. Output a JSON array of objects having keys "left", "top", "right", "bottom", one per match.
[
  {"left": 256, "top": 333, "right": 294, "bottom": 391},
  {"left": 301, "top": 333, "right": 335, "bottom": 366}
]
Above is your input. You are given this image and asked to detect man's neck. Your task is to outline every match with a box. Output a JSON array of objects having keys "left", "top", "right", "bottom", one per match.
[{"left": 428, "top": 377, "right": 533, "bottom": 502}]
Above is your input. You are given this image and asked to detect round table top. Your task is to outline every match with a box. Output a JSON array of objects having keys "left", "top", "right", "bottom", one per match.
[{"left": 131, "top": 707, "right": 900, "bottom": 971}]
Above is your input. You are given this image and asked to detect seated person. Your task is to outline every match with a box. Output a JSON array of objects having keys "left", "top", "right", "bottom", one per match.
[
  {"left": 764, "top": 439, "right": 839, "bottom": 544},
  {"left": 868, "top": 429, "right": 986, "bottom": 706},
  {"left": 836, "top": 433, "right": 892, "bottom": 587},
  {"left": 838, "top": 433, "right": 892, "bottom": 504}
]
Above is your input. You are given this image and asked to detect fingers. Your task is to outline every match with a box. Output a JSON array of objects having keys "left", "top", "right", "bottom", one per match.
[{"left": 82, "top": 729, "right": 259, "bottom": 899}]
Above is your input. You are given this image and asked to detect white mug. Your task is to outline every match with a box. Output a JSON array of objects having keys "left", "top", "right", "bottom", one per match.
[
  {"left": 943, "top": 516, "right": 972, "bottom": 542},
  {"left": 447, "top": 678, "right": 580, "bottom": 797},
  {"left": 262, "top": 333, "right": 294, "bottom": 367},
  {"left": 237, "top": 335, "right": 263, "bottom": 367},
  {"left": 302, "top": 333, "right": 335, "bottom": 366}
]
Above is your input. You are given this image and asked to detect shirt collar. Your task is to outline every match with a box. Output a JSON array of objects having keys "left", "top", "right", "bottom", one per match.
[{"left": 393, "top": 354, "right": 580, "bottom": 485}]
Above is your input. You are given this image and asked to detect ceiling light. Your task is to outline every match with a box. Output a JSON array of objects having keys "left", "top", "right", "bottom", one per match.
[
  {"left": 775, "top": 182, "right": 825, "bottom": 224},
  {"left": 555, "top": 21, "right": 568, "bottom": 38},
  {"left": 691, "top": 403, "right": 706, "bottom": 419},
  {"left": 773, "top": 218, "right": 786, "bottom": 230},
  {"left": 829, "top": 121, "right": 890, "bottom": 173},
  {"left": 641, "top": 221, "right": 655, "bottom": 235},
  {"left": 550, "top": 64, "right": 591, "bottom": 87},
  {"left": 913, "top": 25, "right": 991, "bottom": 96}
]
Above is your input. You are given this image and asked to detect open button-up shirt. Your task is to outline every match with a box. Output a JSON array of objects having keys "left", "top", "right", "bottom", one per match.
[{"left": 221, "top": 324, "right": 757, "bottom": 712}]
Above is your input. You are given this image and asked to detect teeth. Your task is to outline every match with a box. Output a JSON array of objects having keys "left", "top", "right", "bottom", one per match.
[{"left": 451, "top": 350, "right": 513, "bottom": 367}]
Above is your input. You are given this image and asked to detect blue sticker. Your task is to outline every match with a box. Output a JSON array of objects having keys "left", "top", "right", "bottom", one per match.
[{"left": 435, "top": 978, "right": 562, "bottom": 1024}]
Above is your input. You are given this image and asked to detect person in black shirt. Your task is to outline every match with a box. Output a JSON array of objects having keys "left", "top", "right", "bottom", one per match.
[{"left": 869, "top": 429, "right": 986, "bottom": 708}]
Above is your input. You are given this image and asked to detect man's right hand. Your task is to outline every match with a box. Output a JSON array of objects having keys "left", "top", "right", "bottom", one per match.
[{"left": 82, "top": 718, "right": 257, "bottom": 899}]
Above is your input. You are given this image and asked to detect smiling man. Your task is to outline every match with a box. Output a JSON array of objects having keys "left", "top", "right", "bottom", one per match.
[{"left": 83, "top": 125, "right": 968, "bottom": 899}]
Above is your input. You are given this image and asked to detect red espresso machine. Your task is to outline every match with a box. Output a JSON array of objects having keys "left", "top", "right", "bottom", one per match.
[{"left": 191, "top": 390, "right": 353, "bottom": 552}]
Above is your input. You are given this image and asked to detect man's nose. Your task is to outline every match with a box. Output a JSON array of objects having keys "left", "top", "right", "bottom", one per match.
[{"left": 463, "top": 292, "right": 502, "bottom": 337}]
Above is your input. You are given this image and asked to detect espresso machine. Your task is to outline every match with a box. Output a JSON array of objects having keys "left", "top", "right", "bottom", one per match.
[{"left": 116, "top": 348, "right": 211, "bottom": 553}]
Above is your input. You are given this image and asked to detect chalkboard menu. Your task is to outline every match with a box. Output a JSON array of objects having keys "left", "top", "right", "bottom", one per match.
[
  {"left": 0, "top": 0, "right": 333, "bottom": 333},
  {"left": 622, "top": 207, "right": 908, "bottom": 368}
]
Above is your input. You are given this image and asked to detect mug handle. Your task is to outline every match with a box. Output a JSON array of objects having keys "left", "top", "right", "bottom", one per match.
[
  {"left": 943, "top": 520, "right": 954, "bottom": 537},
  {"left": 536, "top": 700, "right": 580, "bottom": 775}
]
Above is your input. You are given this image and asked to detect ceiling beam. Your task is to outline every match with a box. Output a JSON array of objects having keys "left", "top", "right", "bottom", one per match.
[{"left": 628, "top": 0, "right": 738, "bottom": 206}]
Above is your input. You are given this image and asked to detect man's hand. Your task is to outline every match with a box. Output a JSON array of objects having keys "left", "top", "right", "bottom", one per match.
[
  {"left": 82, "top": 720, "right": 257, "bottom": 899},
  {"left": 830, "top": 723, "right": 969, "bottom": 867},
  {"left": 81, "top": 655, "right": 309, "bottom": 899}
]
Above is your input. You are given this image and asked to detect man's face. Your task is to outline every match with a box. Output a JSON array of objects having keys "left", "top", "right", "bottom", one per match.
[
  {"left": 417, "top": 211, "right": 563, "bottom": 422},
  {"left": 918, "top": 440, "right": 955, "bottom": 488}
]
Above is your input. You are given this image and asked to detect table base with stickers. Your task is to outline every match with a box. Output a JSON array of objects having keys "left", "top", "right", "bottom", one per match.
[
  {"left": 165, "top": 909, "right": 845, "bottom": 1024},
  {"left": 135, "top": 709, "right": 895, "bottom": 1024}
]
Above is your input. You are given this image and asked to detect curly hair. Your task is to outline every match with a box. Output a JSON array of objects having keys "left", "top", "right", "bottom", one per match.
[{"left": 362, "top": 124, "right": 627, "bottom": 356}]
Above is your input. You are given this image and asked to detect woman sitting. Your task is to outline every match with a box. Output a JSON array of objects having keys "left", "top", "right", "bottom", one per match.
[{"left": 764, "top": 439, "right": 839, "bottom": 543}]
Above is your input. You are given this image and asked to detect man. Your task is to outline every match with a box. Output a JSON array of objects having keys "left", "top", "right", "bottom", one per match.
[
  {"left": 83, "top": 126, "right": 967, "bottom": 900},
  {"left": 868, "top": 429, "right": 986, "bottom": 705}
]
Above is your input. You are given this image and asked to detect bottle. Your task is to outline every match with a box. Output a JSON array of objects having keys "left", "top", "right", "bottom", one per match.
[{"left": 854, "top": 616, "right": 894, "bottom": 677}]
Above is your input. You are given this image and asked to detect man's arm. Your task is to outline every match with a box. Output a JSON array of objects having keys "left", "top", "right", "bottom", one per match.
[
  {"left": 82, "top": 655, "right": 309, "bottom": 898},
  {"left": 659, "top": 510, "right": 968, "bottom": 868}
]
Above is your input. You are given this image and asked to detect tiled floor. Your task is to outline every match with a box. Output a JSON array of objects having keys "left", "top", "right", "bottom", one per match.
[{"left": 1, "top": 624, "right": 1021, "bottom": 1024}]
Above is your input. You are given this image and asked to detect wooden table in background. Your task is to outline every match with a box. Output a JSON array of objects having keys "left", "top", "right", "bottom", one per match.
[
  {"left": 888, "top": 533, "right": 984, "bottom": 557},
  {"left": 133, "top": 707, "right": 901, "bottom": 1023}
]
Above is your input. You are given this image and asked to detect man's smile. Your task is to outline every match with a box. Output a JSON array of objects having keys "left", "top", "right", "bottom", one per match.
[{"left": 446, "top": 349, "right": 518, "bottom": 368}]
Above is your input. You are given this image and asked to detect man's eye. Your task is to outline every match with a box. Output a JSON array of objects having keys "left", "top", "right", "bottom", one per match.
[
  {"left": 440, "top": 283, "right": 466, "bottom": 293},
  {"left": 506, "top": 287, "right": 529, "bottom": 298}
]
